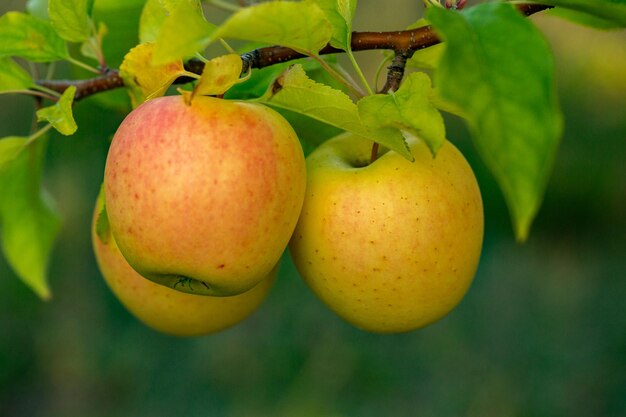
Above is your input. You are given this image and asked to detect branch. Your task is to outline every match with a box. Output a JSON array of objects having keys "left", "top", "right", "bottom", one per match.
[{"left": 35, "top": 3, "right": 552, "bottom": 102}]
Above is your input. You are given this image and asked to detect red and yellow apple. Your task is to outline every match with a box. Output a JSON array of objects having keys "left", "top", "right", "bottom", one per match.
[
  {"left": 104, "top": 95, "right": 305, "bottom": 296},
  {"left": 290, "top": 133, "right": 484, "bottom": 333},
  {"left": 92, "top": 193, "right": 276, "bottom": 336}
]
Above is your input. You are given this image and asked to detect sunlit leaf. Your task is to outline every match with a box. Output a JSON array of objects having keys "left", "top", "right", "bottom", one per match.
[
  {"left": 49, "top": 0, "right": 92, "bottom": 42},
  {"left": 258, "top": 65, "right": 412, "bottom": 160},
  {"left": 152, "top": 0, "right": 215, "bottom": 65},
  {"left": 210, "top": 1, "right": 332, "bottom": 55},
  {"left": 429, "top": 4, "right": 563, "bottom": 241},
  {"left": 313, "top": 0, "right": 357, "bottom": 51},
  {"left": 36, "top": 86, "right": 78, "bottom": 135},
  {"left": 0, "top": 140, "right": 60, "bottom": 300},
  {"left": 0, "top": 136, "right": 28, "bottom": 171},
  {"left": 191, "top": 54, "right": 243, "bottom": 98},
  {"left": 358, "top": 72, "right": 445, "bottom": 155},
  {"left": 0, "top": 58, "right": 35, "bottom": 92},
  {"left": 120, "top": 42, "right": 191, "bottom": 107},
  {"left": 0, "top": 12, "right": 69, "bottom": 62},
  {"left": 139, "top": 0, "right": 170, "bottom": 43}
]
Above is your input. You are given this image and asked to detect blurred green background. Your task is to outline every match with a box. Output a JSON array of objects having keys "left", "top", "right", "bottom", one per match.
[{"left": 1, "top": 1, "right": 625, "bottom": 416}]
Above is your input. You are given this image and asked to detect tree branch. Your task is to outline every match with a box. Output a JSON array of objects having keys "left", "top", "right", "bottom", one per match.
[{"left": 35, "top": 3, "right": 552, "bottom": 102}]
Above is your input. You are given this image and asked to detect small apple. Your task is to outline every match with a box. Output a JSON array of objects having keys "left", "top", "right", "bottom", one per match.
[
  {"left": 104, "top": 95, "right": 305, "bottom": 296},
  {"left": 92, "top": 194, "right": 276, "bottom": 337},
  {"left": 289, "top": 133, "right": 484, "bottom": 333}
]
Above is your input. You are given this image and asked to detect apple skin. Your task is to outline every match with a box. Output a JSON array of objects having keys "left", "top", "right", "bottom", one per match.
[
  {"left": 104, "top": 95, "right": 305, "bottom": 296},
  {"left": 289, "top": 133, "right": 484, "bottom": 333},
  {"left": 92, "top": 195, "right": 276, "bottom": 337}
]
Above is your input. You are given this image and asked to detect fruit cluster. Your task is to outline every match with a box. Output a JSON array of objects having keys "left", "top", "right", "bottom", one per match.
[{"left": 93, "top": 94, "right": 483, "bottom": 336}]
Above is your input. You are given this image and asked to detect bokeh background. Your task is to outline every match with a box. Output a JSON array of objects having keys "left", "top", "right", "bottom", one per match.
[{"left": 1, "top": 1, "right": 625, "bottom": 416}]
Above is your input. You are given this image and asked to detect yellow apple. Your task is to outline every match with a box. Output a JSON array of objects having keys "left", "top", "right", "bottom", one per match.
[
  {"left": 290, "top": 133, "right": 484, "bottom": 333},
  {"left": 104, "top": 95, "right": 305, "bottom": 296},
  {"left": 92, "top": 194, "right": 276, "bottom": 337}
]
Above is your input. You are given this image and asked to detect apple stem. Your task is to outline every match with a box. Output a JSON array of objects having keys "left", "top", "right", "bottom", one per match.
[{"left": 370, "top": 142, "right": 380, "bottom": 164}]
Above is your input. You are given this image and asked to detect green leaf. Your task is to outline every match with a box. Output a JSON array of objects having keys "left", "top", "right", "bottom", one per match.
[
  {"left": 0, "top": 12, "right": 69, "bottom": 62},
  {"left": 0, "top": 58, "right": 35, "bottom": 92},
  {"left": 0, "top": 137, "right": 28, "bottom": 170},
  {"left": 139, "top": 0, "right": 170, "bottom": 43},
  {"left": 546, "top": 7, "right": 623, "bottom": 29},
  {"left": 258, "top": 64, "right": 412, "bottom": 160},
  {"left": 313, "top": 0, "right": 357, "bottom": 51},
  {"left": 80, "top": 21, "right": 107, "bottom": 62},
  {"left": 26, "top": 0, "right": 49, "bottom": 19},
  {"left": 428, "top": 4, "right": 563, "bottom": 241},
  {"left": 36, "top": 86, "right": 78, "bottom": 135},
  {"left": 0, "top": 140, "right": 60, "bottom": 299},
  {"left": 49, "top": 0, "right": 92, "bottom": 42},
  {"left": 210, "top": 1, "right": 333, "bottom": 55},
  {"left": 152, "top": 0, "right": 215, "bottom": 65},
  {"left": 540, "top": 0, "right": 626, "bottom": 26},
  {"left": 358, "top": 72, "right": 445, "bottom": 155},
  {"left": 95, "top": 185, "right": 111, "bottom": 244},
  {"left": 119, "top": 43, "right": 190, "bottom": 107}
]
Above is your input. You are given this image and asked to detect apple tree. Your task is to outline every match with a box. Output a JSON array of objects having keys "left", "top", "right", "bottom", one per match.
[{"left": 0, "top": 0, "right": 624, "bottom": 334}]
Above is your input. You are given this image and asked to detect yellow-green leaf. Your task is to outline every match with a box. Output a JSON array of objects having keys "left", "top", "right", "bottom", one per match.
[
  {"left": 0, "top": 140, "right": 60, "bottom": 300},
  {"left": 0, "top": 57, "right": 35, "bottom": 92},
  {"left": 210, "top": 1, "right": 333, "bottom": 55},
  {"left": 152, "top": 0, "right": 215, "bottom": 65},
  {"left": 36, "top": 85, "right": 78, "bottom": 135},
  {"left": 312, "top": 0, "right": 357, "bottom": 51},
  {"left": 120, "top": 42, "right": 191, "bottom": 107},
  {"left": 49, "top": 0, "right": 92, "bottom": 42},
  {"left": 0, "top": 12, "right": 69, "bottom": 62},
  {"left": 192, "top": 54, "right": 243, "bottom": 98},
  {"left": 0, "top": 136, "right": 27, "bottom": 171},
  {"left": 358, "top": 72, "right": 445, "bottom": 155},
  {"left": 258, "top": 64, "right": 412, "bottom": 160}
]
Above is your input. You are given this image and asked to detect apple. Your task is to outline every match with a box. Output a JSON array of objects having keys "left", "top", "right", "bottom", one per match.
[
  {"left": 104, "top": 95, "right": 305, "bottom": 296},
  {"left": 289, "top": 133, "right": 484, "bottom": 333},
  {"left": 92, "top": 194, "right": 276, "bottom": 337}
]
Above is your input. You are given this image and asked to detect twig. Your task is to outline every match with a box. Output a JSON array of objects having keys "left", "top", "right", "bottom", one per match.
[{"left": 35, "top": 3, "right": 552, "bottom": 102}]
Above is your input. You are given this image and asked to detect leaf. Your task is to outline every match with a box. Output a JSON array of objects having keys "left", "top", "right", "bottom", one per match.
[
  {"left": 210, "top": 1, "right": 333, "bottom": 55},
  {"left": 0, "top": 140, "right": 60, "bottom": 299},
  {"left": 0, "top": 58, "right": 35, "bottom": 92},
  {"left": 192, "top": 54, "right": 243, "bottom": 98},
  {"left": 26, "top": 0, "right": 49, "bottom": 19},
  {"left": 95, "top": 185, "right": 111, "bottom": 244},
  {"left": 312, "top": 0, "right": 357, "bottom": 51},
  {"left": 546, "top": 7, "right": 623, "bottom": 29},
  {"left": 540, "top": 0, "right": 626, "bottom": 26},
  {"left": 119, "top": 42, "right": 190, "bottom": 107},
  {"left": 358, "top": 72, "right": 445, "bottom": 155},
  {"left": 48, "top": 0, "right": 92, "bottom": 42},
  {"left": 139, "top": 0, "right": 170, "bottom": 43},
  {"left": 258, "top": 64, "right": 412, "bottom": 160},
  {"left": 36, "top": 86, "right": 78, "bottom": 135},
  {"left": 152, "top": 0, "right": 215, "bottom": 65},
  {"left": 0, "top": 12, "right": 69, "bottom": 62},
  {"left": 80, "top": 21, "right": 107, "bottom": 62},
  {"left": 404, "top": 18, "right": 445, "bottom": 70},
  {"left": 428, "top": 4, "right": 563, "bottom": 241},
  {"left": 0, "top": 137, "right": 28, "bottom": 170}
]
